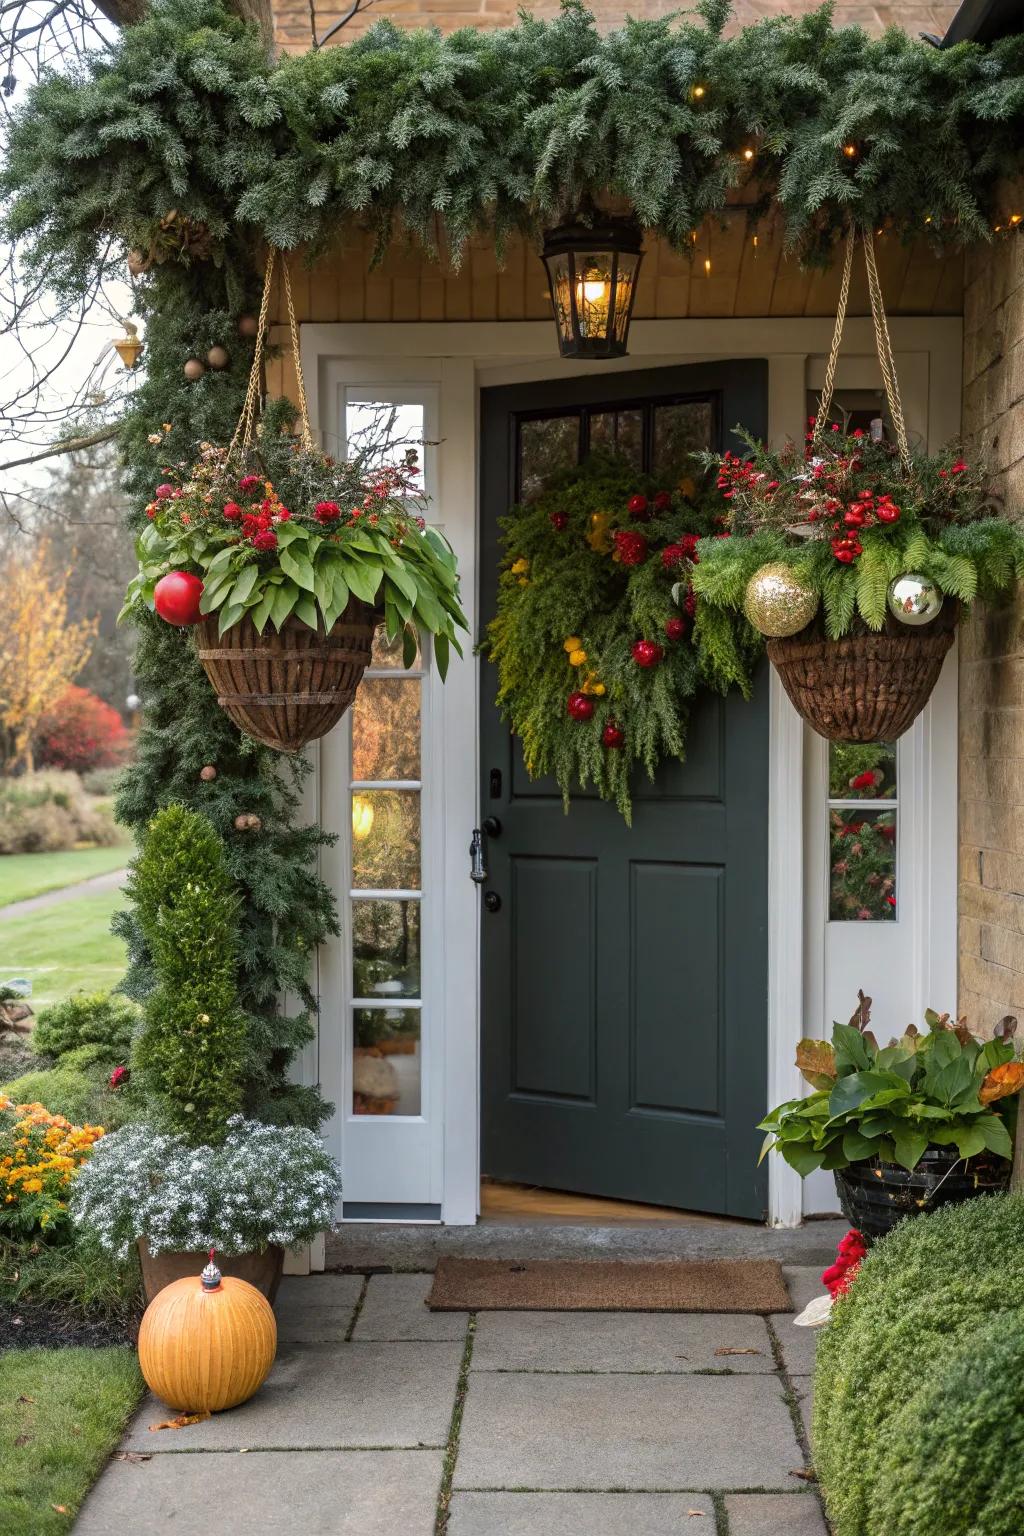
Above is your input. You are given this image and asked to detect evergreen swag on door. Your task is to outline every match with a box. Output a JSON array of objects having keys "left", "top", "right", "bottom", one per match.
[{"left": 486, "top": 457, "right": 759, "bottom": 821}]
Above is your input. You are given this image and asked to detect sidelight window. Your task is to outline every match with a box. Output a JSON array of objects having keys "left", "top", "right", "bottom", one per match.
[{"left": 827, "top": 742, "right": 897, "bottom": 922}]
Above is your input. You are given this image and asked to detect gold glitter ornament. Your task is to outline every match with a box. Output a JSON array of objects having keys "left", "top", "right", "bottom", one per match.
[{"left": 743, "top": 562, "right": 819, "bottom": 638}]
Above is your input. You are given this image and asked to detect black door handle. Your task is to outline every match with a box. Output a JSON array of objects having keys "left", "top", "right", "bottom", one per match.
[
  {"left": 483, "top": 816, "right": 502, "bottom": 838},
  {"left": 484, "top": 891, "right": 502, "bottom": 913}
]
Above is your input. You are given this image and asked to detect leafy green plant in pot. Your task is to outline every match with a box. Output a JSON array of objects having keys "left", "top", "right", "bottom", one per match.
[{"left": 759, "top": 991, "right": 1024, "bottom": 1240}]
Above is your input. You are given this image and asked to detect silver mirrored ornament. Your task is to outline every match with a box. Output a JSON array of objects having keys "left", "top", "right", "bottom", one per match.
[{"left": 887, "top": 573, "right": 943, "bottom": 626}]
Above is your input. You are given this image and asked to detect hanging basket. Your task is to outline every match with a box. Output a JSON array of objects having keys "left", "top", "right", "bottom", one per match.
[
  {"left": 196, "top": 600, "right": 377, "bottom": 753},
  {"left": 766, "top": 602, "right": 957, "bottom": 743}
]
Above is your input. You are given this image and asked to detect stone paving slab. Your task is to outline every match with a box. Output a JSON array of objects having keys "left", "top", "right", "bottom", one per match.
[
  {"left": 793, "top": 1375, "right": 814, "bottom": 1446},
  {"left": 471, "top": 1310, "right": 775, "bottom": 1373},
  {"left": 275, "top": 1274, "right": 364, "bottom": 1343},
  {"left": 725, "top": 1492, "right": 828, "bottom": 1535},
  {"left": 123, "top": 1342, "right": 463, "bottom": 1452},
  {"left": 782, "top": 1267, "right": 826, "bottom": 1316},
  {"left": 454, "top": 1371, "right": 805, "bottom": 1490},
  {"left": 354, "top": 1272, "right": 467, "bottom": 1341},
  {"left": 449, "top": 1491, "right": 716, "bottom": 1534},
  {"left": 76, "top": 1449, "right": 443, "bottom": 1535},
  {"left": 774, "top": 1315, "right": 819, "bottom": 1377}
]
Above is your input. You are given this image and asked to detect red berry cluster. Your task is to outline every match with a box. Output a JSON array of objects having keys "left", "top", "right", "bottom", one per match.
[
  {"left": 614, "top": 529, "right": 648, "bottom": 566},
  {"left": 821, "top": 1229, "right": 867, "bottom": 1300},
  {"left": 661, "top": 533, "right": 700, "bottom": 570},
  {"left": 716, "top": 451, "right": 778, "bottom": 502}
]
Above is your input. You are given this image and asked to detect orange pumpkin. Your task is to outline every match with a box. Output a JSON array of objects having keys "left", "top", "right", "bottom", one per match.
[{"left": 138, "top": 1257, "right": 277, "bottom": 1413}]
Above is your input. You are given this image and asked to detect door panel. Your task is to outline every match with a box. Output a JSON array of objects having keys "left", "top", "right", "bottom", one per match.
[{"left": 480, "top": 362, "right": 770, "bottom": 1220}]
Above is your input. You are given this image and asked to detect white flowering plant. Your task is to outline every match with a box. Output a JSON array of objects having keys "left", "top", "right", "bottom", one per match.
[{"left": 70, "top": 1116, "right": 341, "bottom": 1258}]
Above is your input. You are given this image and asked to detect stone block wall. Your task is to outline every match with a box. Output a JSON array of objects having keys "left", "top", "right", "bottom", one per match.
[{"left": 959, "top": 221, "right": 1024, "bottom": 1035}]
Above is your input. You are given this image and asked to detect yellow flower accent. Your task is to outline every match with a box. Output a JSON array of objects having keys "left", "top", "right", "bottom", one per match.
[
  {"left": 563, "top": 636, "right": 582, "bottom": 652},
  {"left": 569, "top": 649, "right": 587, "bottom": 667},
  {"left": 517, "top": 577, "right": 529, "bottom": 587},
  {"left": 198, "top": 1013, "right": 211, "bottom": 1024},
  {"left": 592, "top": 683, "right": 606, "bottom": 696},
  {"left": 678, "top": 475, "right": 697, "bottom": 501},
  {"left": 586, "top": 511, "right": 613, "bottom": 553},
  {"left": 510, "top": 557, "right": 530, "bottom": 575}
]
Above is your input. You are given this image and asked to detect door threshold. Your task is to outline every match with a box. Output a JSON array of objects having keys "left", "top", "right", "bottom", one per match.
[{"left": 479, "top": 1179, "right": 752, "bottom": 1229}]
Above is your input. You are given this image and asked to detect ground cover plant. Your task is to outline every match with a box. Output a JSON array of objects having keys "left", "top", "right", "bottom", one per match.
[
  {"left": 0, "top": 1347, "right": 143, "bottom": 1535},
  {"left": 814, "top": 1192, "right": 1024, "bottom": 1536}
]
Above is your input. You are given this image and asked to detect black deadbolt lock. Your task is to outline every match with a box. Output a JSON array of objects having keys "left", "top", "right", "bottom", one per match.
[{"left": 484, "top": 890, "right": 502, "bottom": 913}]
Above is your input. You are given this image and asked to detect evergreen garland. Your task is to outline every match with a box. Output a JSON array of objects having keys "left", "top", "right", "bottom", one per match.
[
  {"left": 112, "top": 254, "right": 338, "bottom": 1132},
  {"left": 4, "top": 0, "right": 1024, "bottom": 293},
  {"left": 484, "top": 456, "right": 754, "bottom": 821}
]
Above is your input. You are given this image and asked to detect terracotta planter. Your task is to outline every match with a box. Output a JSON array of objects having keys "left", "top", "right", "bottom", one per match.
[
  {"left": 195, "top": 601, "right": 377, "bottom": 753},
  {"left": 833, "top": 1147, "right": 1010, "bottom": 1243},
  {"left": 766, "top": 604, "right": 958, "bottom": 743},
  {"left": 138, "top": 1239, "right": 285, "bottom": 1306}
]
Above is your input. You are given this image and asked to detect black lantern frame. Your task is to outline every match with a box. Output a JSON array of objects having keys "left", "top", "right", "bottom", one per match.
[{"left": 541, "top": 214, "right": 644, "bottom": 360}]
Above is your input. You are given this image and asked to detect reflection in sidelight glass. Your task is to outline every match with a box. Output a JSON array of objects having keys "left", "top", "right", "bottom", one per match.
[
  {"left": 589, "top": 409, "right": 643, "bottom": 470},
  {"left": 652, "top": 401, "right": 714, "bottom": 488},
  {"left": 353, "top": 898, "right": 421, "bottom": 999},
  {"left": 371, "top": 624, "right": 421, "bottom": 670},
  {"left": 353, "top": 678, "right": 421, "bottom": 780},
  {"left": 519, "top": 414, "right": 580, "bottom": 502},
  {"left": 353, "top": 1008, "right": 422, "bottom": 1115},
  {"left": 351, "top": 790, "right": 421, "bottom": 891},
  {"left": 828, "top": 742, "right": 896, "bottom": 800},
  {"left": 829, "top": 807, "right": 897, "bottom": 922}
]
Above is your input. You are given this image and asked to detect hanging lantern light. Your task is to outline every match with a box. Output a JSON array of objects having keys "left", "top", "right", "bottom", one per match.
[
  {"left": 541, "top": 213, "right": 644, "bottom": 359},
  {"left": 113, "top": 321, "right": 144, "bottom": 370},
  {"left": 352, "top": 795, "right": 375, "bottom": 841}
]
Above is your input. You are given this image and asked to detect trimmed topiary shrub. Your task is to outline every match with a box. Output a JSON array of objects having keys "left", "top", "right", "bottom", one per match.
[
  {"left": 871, "top": 1310, "right": 1024, "bottom": 1536},
  {"left": 814, "top": 1193, "right": 1024, "bottom": 1536},
  {"left": 127, "top": 803, "right": 247, "bottom": 1142},
  {"left": 32, "top": 992, "right": 137, "bottom": 1062}
]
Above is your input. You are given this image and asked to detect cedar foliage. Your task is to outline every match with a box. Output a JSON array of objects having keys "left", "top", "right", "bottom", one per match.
[
  {"left": 110, "top": 258, "right": 337, "bottom": 1132},
  {"left": 4, "top": 0, "right": 1024, "bottom": 291},
  {"left": 127, "top": 803, "right": 248, "bottom": 1142}
]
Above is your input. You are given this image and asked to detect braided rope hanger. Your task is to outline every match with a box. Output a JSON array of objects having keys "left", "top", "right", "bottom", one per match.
[
  {"left": 811, "top": 227, "right": 911, "bottom": 471},
  {"left": 229, "top": 246, "right": 315, "bottom": 461}
]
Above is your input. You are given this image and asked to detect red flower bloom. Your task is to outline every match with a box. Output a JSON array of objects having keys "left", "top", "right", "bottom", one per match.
[
  {"left": 614, "top": 530, "right": 648, "bottom": 566},
  {"left": 223, "top": 501, "right": 242, "bottom": 520},
  {"left": 277, "top": 508, "right": 291, "bottom": 521},
  {"left": 239, "top": 474, "right": 261, "bottom": 493},
  {"left": 315, "top": 501, "right": 341, "bottom": 522},
  {"left": 653, "top": 491, "right": 672, "bottom": 512},
  {"left": 109, "top": 1065, "right": 129, "bottom": 1089},
  {"left": 252, "top": 530, "right": 278, "bottom": 552},
  {"left": 155, "top": 483, "right": 174, "bottom": 499},
  {"left": 850, "top": 770, "right": 878, "bottom": 790},
  {"left": 951, "top": 458, "right": 968, "bottom": 474}
]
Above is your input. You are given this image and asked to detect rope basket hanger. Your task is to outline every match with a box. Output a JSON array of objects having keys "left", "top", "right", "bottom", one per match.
[
  {"left": 195, "top": 247, "right": 379, "bottom": 754},
  {"left": 765, "top": 226, "right": 956, "bottom": 745}
]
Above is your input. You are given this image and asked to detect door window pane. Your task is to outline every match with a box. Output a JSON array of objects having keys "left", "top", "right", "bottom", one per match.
[
  {"left": 519, "top": 414, "right": 581, "bottom": 502},
  {"left": 354, "top": 1009, "right": 422, "bottom": 1115},
  {"left": 353, "top": 678, "right": 421, "bottom": 780},
  {"left": 346, "top": 399, "right": 425, "bottom": 470},
  {"left": 829, "top": 808, "right": 897, "bottom": 922},
  {"left": 371, "top": 624, "right": 421, "bottom": 670},
  {"left": 353, "top": 898, "right": 421, "bottom": 999},
  {"left": 652, "top": 401, "right": 714, "bottom": 488},
  {"left": 351, "top": 790, "right": 421, "bottom": 891},
  {"left": 589, "top": 409, "right": 643, "bottom": 471}
]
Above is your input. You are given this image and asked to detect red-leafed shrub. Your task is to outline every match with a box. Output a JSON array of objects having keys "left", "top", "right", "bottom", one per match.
[{"left": 34, "top": 686, "right": 128, "bottom": 774}]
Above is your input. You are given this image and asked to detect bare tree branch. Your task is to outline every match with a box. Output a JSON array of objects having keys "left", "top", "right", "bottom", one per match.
[{"left": 0, "top": 423, "right": 119, "bottom": 474}]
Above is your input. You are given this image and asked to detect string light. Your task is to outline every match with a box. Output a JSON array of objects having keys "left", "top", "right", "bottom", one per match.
[
  {"left": 704, "top": 257, "right": 712, "bottom": 275},
  {"left": 742, "top": 147, "right": 755, "bottom": 162},
  {"left": 1011, "top": 214, "right": 1022, "bottom": 226},
  {"left": 692, "top": 84, "right": 706, "bottom": 99},
  {"left": 842, "top": 143, "right": 857, "bottom": 159}
]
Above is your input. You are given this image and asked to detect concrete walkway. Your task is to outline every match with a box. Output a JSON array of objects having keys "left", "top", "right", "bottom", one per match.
[
  {"left": 75, "top": 1266, "right": 827, "bottom": 1536},
  {"left": 0, "top": 867, "right": 128, "bottom": 922}
]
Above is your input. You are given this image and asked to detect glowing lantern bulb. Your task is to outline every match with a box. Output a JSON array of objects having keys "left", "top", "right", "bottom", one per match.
[{"left": 352, "top": 796, "right": 375, "bottom": 840}]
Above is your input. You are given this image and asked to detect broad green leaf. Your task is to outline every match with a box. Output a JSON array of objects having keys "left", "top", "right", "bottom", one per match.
[
  {"left": 217, "top": 601, "right": 246, "bottom": 637},
  {"left": 979, "top": 1114, "right": 1013, "bottom": 1159},
  {"left": 280, "top": 546, "right": 316, "bottom": 593},
  {"left": 343, "top": 558, "right": 384, "bottom": 605},
  {"left": 250, "top": 586, "right": 276, "bottom": 635},
  {"left": 891, "top": 1126, "right": 929, "bottom": 1171},
  {"left": 781, "top": 1143, "right": 825, "bottom": 1176},
  {"left": 270, "top": 581, "right": 299, "bottom": 630},
  {"left": 230, "top": 564, "right": 260, "bottom": 605},
  {"left": 435, "top": 631, "right": 450, "bottom": 681},
  {"left": 842, "top": 1128, "right": 877, "bottom": 1162},
  {"left": 833, "top": 1022, "right": 873, "bottom": 1073},
  {"left": 402, "top": 625, "right": 419, "bottom": 670},
  {"left": 953, "top": 1123, "right": 987, "bottom": 1159},
  {"left": 294, "top": 594, "right": 318, "bottom": 629}
]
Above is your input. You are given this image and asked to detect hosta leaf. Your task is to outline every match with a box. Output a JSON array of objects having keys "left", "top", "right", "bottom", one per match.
[{"left": 280, "top": 546, "right": 316, "bottom": 593}]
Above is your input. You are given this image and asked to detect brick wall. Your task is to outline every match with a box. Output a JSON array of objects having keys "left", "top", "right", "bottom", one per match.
[
  {"left": 277, "top": 0, "right": 958, "bottom": 56},
  {"left": 959, "top": 222, "right": 1024, "bottom": 1036}
]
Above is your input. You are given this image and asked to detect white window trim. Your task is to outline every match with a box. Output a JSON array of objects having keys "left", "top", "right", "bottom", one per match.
[{"left": 297, "top": 316, "right": 963, "bottom": 1230}]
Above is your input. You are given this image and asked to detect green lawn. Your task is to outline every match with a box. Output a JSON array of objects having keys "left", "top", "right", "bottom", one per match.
[
  {"left": 0, "top": 845, "right": 132, "bottom": 910},
  {"left": 0, "top": 1348, "right": 143, "bottom": 1535},
  {"left": 0, "top": 890, "right": 127, "bottom": 1008}
]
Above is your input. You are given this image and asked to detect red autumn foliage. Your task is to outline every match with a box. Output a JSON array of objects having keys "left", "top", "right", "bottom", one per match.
[{"left": 34, "top": 686, "right": 130, "bottom": 774}]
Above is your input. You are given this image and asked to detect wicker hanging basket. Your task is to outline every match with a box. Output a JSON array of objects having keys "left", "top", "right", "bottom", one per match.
[
  {"left": 196, "top": 601, "right": 377, "bottom": 753},
  {"left": 767, "top": 603, "right": 957, "bottom": 744},
  {"left": 764, "top": 229, "right": 957, "bottom": 743},
  {"left": 194, "top": 247, "right": 378, "bottom": 752}
]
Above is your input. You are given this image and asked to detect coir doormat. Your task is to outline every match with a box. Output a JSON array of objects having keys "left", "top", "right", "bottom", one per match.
[{"left": 427, "top": 1257, "right": 790, "bottom": 1314}]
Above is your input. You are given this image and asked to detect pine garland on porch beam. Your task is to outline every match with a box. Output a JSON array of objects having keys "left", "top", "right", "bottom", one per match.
[{"left": 4, "top": 0, "right": 1024, "bottom": 297}]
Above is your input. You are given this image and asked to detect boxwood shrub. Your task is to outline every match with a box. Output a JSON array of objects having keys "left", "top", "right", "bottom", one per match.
[
  {"left": 33, "top": 992, "right": 137, "bottom": 1062},
  {"left": 814, "top": 1193, "right": 1024, "bottom": 1536},
  {"left": 872, "top": 1311, "right": 1024, "bottom": 1536}
]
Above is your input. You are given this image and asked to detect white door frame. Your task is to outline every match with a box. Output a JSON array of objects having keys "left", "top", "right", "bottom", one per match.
[{"left": 301, "top": 315, "right": 963, "bottom": 1228}]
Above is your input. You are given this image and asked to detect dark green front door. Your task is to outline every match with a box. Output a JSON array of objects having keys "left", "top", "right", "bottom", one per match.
[{"left": 479, "top": 363, "right": 771, "bottom": 1221}]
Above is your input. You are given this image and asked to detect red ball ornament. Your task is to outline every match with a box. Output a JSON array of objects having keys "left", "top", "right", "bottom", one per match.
[
  {"left": 567, "top": 691, "right": 595, "bottom": 721},
  {"left": 602, "top": 722, "right": 625, "bottom": 749},
  {"left": 550, "top": 511, "right": 569, "bottom": 531},
  {"left": 613, "top": 530, "right": 648, "bottom": 567},
  {"left": 628, "top": 494, "right": 650, "bottom": 521},
  {"left": 632, "top": 639, "right": 664, "bottom": 668},
  {"left": 154, "top": 571, "right": 204, "bottom": 626},
  {"left": 664, "top": 616, "right": 687, "bottom": 642},
  {"left": 653, "top": 491, "right": 672, "bottom": 512}
]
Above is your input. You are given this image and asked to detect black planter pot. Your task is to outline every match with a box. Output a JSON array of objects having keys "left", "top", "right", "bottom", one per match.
[{"left": 833, "top": 1148, "right": 1011, "bottom": 1242}]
